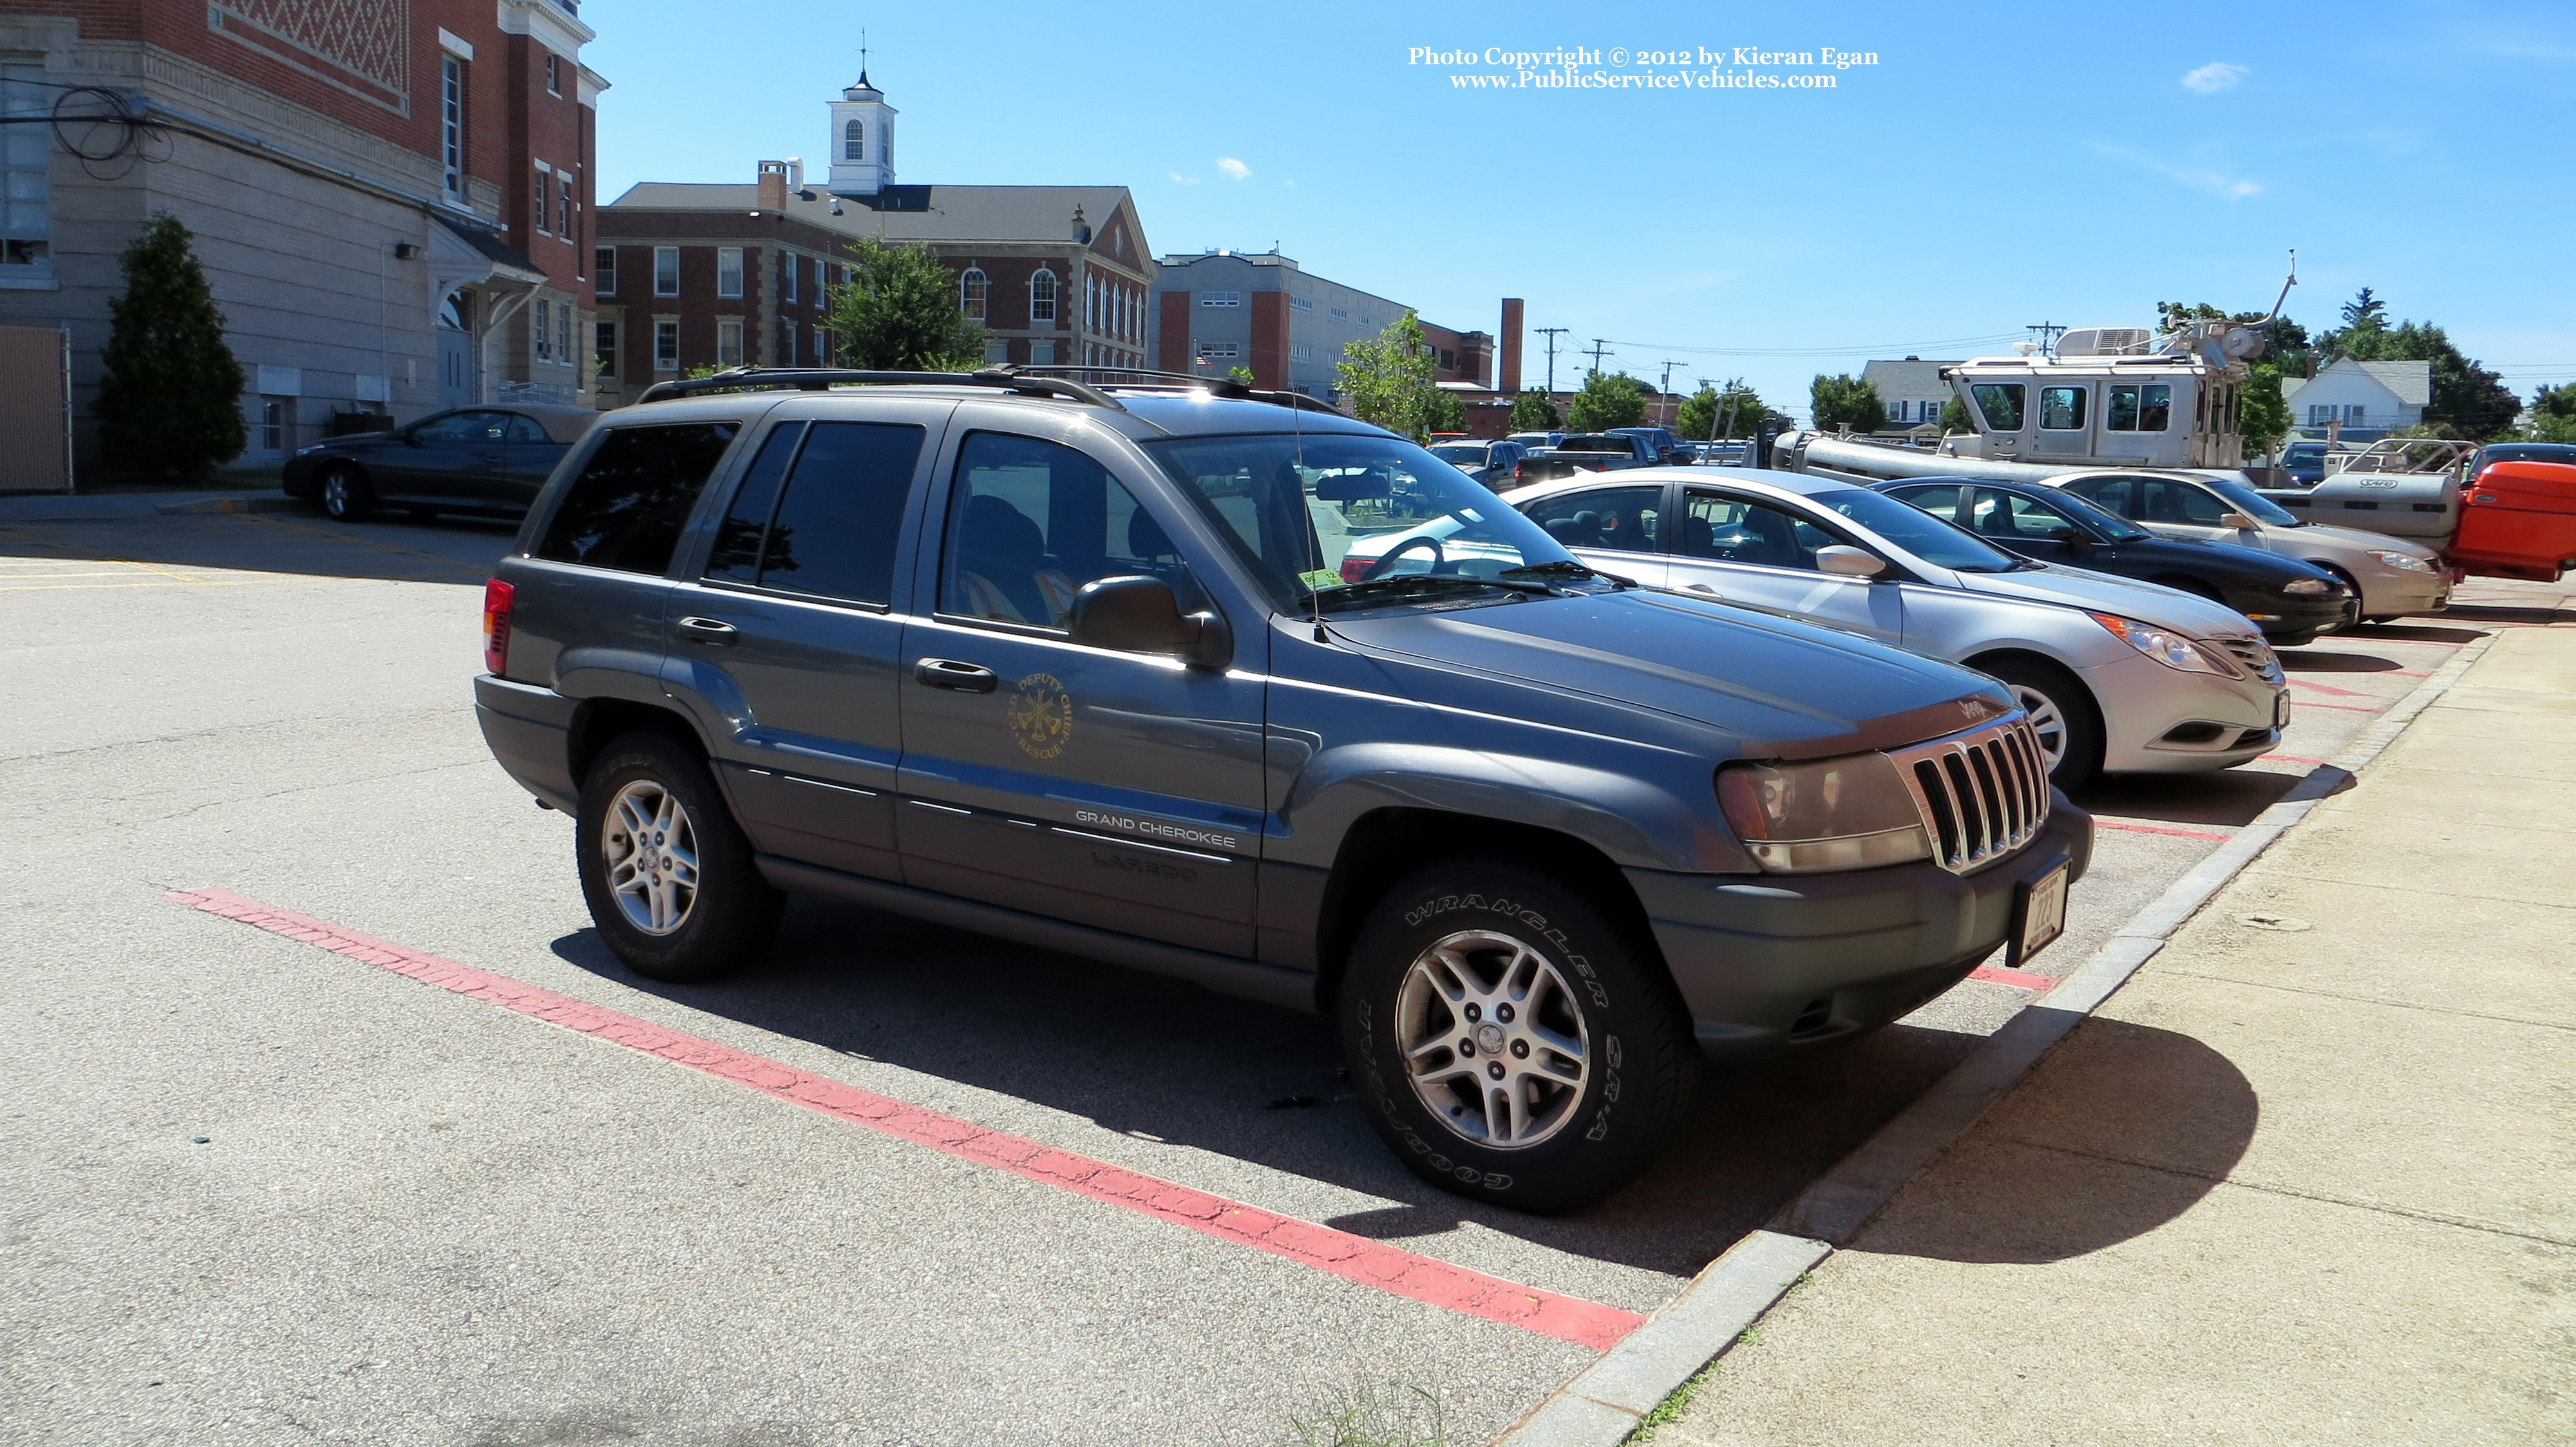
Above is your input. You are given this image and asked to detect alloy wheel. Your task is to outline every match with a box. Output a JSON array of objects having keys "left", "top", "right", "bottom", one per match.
[
  {"left": 2011, "top": 683, "right": 2069, "bottom": 770},
  {"left": 1396, "top": 929, "right": 1591, "bottom": 1149},
  {"left": 601, "top": 779, "right": 699, "bottom": 935}
]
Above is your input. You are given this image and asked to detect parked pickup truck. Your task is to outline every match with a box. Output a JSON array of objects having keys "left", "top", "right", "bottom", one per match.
[
  {"left": 472, "top": 366, "right": 2092, "bottom": 1213},
  {"left": 1517, "top": 432, "right": 1659, "bottom": 482}
]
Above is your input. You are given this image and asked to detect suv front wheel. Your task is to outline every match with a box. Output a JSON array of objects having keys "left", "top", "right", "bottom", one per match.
[
  {"left": 1341, "top": 857, "right": 1699, "bottom": 1214},
  {"left": 576, "top": 729, "right": 782, "bottom": 983}
]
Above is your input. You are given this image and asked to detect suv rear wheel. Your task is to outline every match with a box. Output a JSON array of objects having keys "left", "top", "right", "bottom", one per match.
[
  {"left": 1341, "top": 856, "right": 1698, "bottom": 1214},
  {"left": 319, "top": 464, "right": 373, "bottom": 522},
  {"left": 576, "top": 729, "right": 782, "bottom": 983}
]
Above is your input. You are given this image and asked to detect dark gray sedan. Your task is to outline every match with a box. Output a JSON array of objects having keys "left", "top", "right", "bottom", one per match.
[{"left": 283, "top": 404, "right": 597, "bottom": 522}]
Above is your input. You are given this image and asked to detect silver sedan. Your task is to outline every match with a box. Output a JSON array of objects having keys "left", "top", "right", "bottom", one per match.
[{"left": 1501, "top": 469, "right": 2294, "bottom": 789}]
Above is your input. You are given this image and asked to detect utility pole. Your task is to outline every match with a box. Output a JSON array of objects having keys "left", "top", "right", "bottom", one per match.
[
  {"left": 1658, "top": 359, "right": 1684, "bottom": 427},
  {"left": 1534, "top": 327, "right": 1568, "bottom": 395},
  {"left": 2025, "top": 321, "right": 2067, "bottom": 359},
  {"left": 1585, "top": 337, "right": 1612, "bottom": 376}
]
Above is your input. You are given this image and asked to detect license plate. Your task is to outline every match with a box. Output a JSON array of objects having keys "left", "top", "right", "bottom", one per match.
[
  {"left": 2011, "top": 860, "right": 2069, "bottom": 967},
  {"left": 2274, "top": 692, "right": 2293, "bottom": 729}
]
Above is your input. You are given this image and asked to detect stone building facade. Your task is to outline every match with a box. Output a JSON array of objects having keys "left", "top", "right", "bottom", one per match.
[
  {"left": 0, "top": 0, "right": 601, "bottom": 480},
  {"left": 595, "top": 74, "right": 1150, "bottom": 403},
  {"left": 1147, "top": 249, "right": 1492, "bottom": 404}
]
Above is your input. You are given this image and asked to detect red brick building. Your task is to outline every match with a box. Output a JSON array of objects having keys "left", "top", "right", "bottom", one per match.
[
  {"left": 594, "top": 74, "right": 1150, "bottom": 401},
  {"left": 0, "top": 0, "right": 603, "bottom": 475}
]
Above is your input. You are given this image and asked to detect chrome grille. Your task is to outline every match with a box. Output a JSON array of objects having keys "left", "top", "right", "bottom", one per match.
[
  {"left": 2215, "top": 634, "right": 2282, "bottom": 683},
  {"left": 1889, "top": 715, "right": 2052, "bottom": 875}
]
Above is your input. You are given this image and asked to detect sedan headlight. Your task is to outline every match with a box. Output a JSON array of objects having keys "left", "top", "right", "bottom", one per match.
[
  {"left": 294, "top": 444, "right": 330, "bottom": 456},
  {"left": 2088, "top": 612, "right": 2230, "bottom": 675},
  {"left": 1716, "top": 753, "right": 1931, "bottom": 873},
  {"left": 2280, "top": 576, "right": 2341, "bottom": 596},
  {"left": 2367, "top": 549, "right": 2438, "bottom": 575}
]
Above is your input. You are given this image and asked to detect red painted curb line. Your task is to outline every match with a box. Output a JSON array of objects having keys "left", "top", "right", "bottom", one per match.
[
  {"left": 2091, "top": 817, "right": 2238, "bottom": 842},
  {"left": 165, "top": 887, "right": 1645, "bottom": 1352},
  {"left": 2286, "top": 676, "right": 2375, "bottom": 699},
  {"left": 1966, "top": 963, "right": 2056, "bottom": 991},
  {"left": 2287, "top": 699, "right": 2391, "bottom": 714}
]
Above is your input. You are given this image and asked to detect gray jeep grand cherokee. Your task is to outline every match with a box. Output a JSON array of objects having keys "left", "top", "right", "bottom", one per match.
[{"left": 473, "top": 368, "right": 2092, "bottom": 1212}]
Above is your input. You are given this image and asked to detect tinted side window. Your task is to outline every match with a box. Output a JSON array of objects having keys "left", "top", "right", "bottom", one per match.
[
  {"left": 1970, "top": 383, "right": 2024, "bottom": 431},
  {"left": 2039, "top": 386, "right": 2088, "bottom": 431},
  {"left": 1892, "top": 484, "right": 1963, "bottom": 522},
  {"left": 536, "top": 422, "right": 740, "bottom": 574},
  {"left": 1681, "top": 492, "right": 1834, "bottom": 569},
  {"left": 1524, "top": 485, "right": 1662, "bottom": 553},
  {"left": 940, "top": 432, "right": 1175, "bottom": 629},
  {"left": 411, "top": 412, "right": 476, "bottom": 443},
  {"left": 703, "top": 422, "right": 804, "bottom": 583},
  {"left": 502, "top": 414, "right": 551, "bottom": 445},
  {"left": 2066, "top": 477, "right": 2133, "bottom": 516},
  {"left": 752, "top": 421, "right": 925, "bottom": 605},
  {"left": 2155, "top": 480, "right": 2234, "bottom": 526}
]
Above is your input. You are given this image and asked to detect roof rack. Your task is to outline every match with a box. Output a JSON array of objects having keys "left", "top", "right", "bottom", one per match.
[
  {"left": 632, "top": 366, "right": 1125, "bottom": 409},
  {"left": 1016, "top": 366, "right": 1348, "bottom": 417}
]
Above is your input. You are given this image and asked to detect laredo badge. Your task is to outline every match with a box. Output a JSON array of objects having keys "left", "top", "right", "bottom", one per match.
[{"left": 1006, "top": 672, "right": 1074, "bottom": 759}]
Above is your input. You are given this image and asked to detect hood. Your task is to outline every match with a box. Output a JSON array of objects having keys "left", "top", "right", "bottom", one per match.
[
  {"left": 1326, "top": 589, "right": 2015, "bottom": 760},
  {"left": 2289, "top": 522, "right": 2442, "bottom": 559},
  {"left": 1951, "top": 561, "right": 2260, "bottom": 638}
]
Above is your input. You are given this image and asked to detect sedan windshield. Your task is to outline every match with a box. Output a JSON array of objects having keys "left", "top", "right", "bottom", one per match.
[
  {"left": 1808, "top": 486, "right": 2025, "bottom": 572},
  {"left": 2036, "top": 487, "right": 2152, "bottom": 542},
  {"left": 2201, "top": 476, "right": 2304, "bottom": 527},
  {"left": 1146, "top": 433, "right": 1585, "bottom": 614}
]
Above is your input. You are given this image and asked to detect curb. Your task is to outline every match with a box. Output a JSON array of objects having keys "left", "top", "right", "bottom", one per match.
[
  {"left": 1488, "top": 633, "right": 2498, "bottom": 1447},
  {"left": 0, "top": 491, "right": 296, "bottom": 522}
]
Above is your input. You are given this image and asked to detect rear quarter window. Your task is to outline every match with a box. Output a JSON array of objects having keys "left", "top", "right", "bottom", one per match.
[{"left": 536, "top": 422, "right": 741, "bottom": 574}]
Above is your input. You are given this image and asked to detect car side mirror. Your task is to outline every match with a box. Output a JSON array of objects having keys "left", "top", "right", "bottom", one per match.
[
  {"left": 1815, "top": 545, "right": 1889, "bottom": 578},
  {"left": 1068, "top": 575, "right": 1233, "bottom": 670},
  {"left": 2047, "top": 526, "right": 2090, "bottom": 546},
  {"left": 2220, "top": 512, "right": 2259, "bottom": 531}
]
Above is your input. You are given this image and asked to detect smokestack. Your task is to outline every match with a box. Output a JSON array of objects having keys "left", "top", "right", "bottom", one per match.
[{"left": 1499, "top": 298, "right": 1524, "bottom": 394}]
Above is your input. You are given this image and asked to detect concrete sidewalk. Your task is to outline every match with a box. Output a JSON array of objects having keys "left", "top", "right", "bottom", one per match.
[{"left": 1658, "top": 623, "right": 2575, "bottom": 1446}]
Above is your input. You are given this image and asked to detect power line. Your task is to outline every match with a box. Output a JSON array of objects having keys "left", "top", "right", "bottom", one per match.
[
  {"left": 1533, "top": 327, "right": 1568, "bottom": 393},
  {"left": 1584, "top": 337, "right": 1613, "bottom": 375},
  {"left": 1598, "top": 332, "right": 2026, "bottom": 359}
]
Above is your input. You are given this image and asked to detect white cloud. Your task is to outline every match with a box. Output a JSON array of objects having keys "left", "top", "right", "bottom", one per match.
[
  {"left": 2181, "top": 62, "right": 2248, "bottom": 93},
  {"left": 1216, "top": 157, "right": 1252, "bottom": 181},
  {"left": 2088, "top": 142, "right": 2262, "bottom": 200},
  {"left": 1168, "top": 171, "right": 1200, "bottom": 185}
]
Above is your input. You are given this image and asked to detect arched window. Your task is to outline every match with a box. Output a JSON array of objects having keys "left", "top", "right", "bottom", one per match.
[
  {"left": 1029, "top": 268, "right": 1057, "bottom": 323},
  {"left": 959, "top": 267, "right": 987, "bottom": 321},
  {"left": 843, "top": 119, "right": 864, "bottom": 162}
]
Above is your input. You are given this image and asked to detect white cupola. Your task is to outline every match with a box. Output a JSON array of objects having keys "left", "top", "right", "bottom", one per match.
[{"left": 827, "top": 72, "right": 896, "bottom": 196}]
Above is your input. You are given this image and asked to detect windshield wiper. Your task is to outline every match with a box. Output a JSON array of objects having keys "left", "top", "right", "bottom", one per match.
[
  {"left": 1313, "top": 574, "right": 1545, "bottom": 610},
  {"left": 1500, "top": 560, "right": 1638, "bottom": 589}
]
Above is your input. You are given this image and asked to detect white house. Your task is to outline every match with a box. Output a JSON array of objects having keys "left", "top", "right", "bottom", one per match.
[
  {"left": 1862, "top": 357, "right": 1963, "bottom": 430},
  {"left": 2281, "top": 358, "right": 2430, "bottom": 438}
]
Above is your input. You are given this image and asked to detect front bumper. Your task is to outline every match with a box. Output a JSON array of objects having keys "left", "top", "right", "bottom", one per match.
[
  {"left": 2358, "top": 567, "right": 2452, "bottom": 618},
  {"left": 2240, "top": 594, "right": 2350, "bottom": 641},
  {"left": 1627, "top": 800, "right": 2093, "bottom": 1060},
  {"left": 2090, "top": 650, "right": 2285, "bottom": 773}
]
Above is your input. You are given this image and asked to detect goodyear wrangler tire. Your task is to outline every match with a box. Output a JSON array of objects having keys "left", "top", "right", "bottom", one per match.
[{"left": 1340, "top": 857, "right": 1699, "bottom": 1214}]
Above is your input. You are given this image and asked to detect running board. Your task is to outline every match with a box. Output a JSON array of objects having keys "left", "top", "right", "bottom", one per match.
[{"left": 755, "top": 855, "right": 1322, "bottom": 1014}]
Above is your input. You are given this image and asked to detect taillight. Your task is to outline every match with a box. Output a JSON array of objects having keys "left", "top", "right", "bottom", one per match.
[
  {"left": 482, "top": 577, "right": 514, "bottom": 676},
  {"left": 1340, "top": 554, "right": 1373, "bottom": 584}
]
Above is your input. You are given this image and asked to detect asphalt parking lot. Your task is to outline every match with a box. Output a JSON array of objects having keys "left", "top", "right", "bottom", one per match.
[{"left": 3, "top": 507, "right": 2562, "bottom": 1446}]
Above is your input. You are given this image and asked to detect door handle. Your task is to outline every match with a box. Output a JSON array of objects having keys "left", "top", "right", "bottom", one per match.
[
  {"left": 914, "top": 657, "right": 998, "bottom": 693},
  {"left": 675, "top": 616, "right": 738, "bottom": 645}
]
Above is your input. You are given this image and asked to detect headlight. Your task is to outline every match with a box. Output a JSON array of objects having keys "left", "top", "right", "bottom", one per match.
[
  {"left": 1716, "top": 753, "right": 1931, "bottom": 873},
  {"left": 2280, "top": 576, "right": 2340, "bottom": 596},
  {"left": 294, "top": 444, "right": 328, "bottom": 456},
  {"left": 2367, "top": 549, "right": 2437, "bottom": 575},
  {"left": 2088, "top": 612, "right": 2230, "bottom": 675}
]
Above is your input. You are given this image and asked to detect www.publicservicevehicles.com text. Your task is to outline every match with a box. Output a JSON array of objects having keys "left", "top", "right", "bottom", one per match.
[{"left": 1411, "top": 44, "right": 1877, "bottom": 91}]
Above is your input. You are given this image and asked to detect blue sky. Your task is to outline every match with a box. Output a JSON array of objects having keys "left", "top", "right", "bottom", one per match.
[{"left": 589, "top": 1, "right": 2573, "bottom": 421}]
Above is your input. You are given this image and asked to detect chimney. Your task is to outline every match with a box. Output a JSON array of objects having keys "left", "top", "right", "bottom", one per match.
[
  {"left": 1499, "top": 298, "right": 1525, "bottom": 394},
  {"left": 755, "top": 160, "right": 788, "bottom": 212}
]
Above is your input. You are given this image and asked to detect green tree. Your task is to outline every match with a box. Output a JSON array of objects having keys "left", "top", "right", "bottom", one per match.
[
  {"left": 1676, "top": 384, "right": 1721, "bottom": 440},
  {"left": 2323, "top": 312, "right": 2522, "bottom": 440},
  {"left": 2526, "top": 383, "right": 2576, "bottom": 443},
  {"left": 1566, "top": 370, "right": 1647, "bottom": 431},
  {"left": 2240, "top": 362, "right": 2292, "bottom": 460},
  {"left": 1507, "top": 388, "right": 1560, "bottom": 431},
  {"left": 1677, "top": 377, "right": 1767, "bottom": 439},
  {"left": 1226, "top": 366, "right": 1256, "bottom": 386},
  {"left": 1938, "top": 395, "right": 1977, "bottom": 433},
  {"left": 1335, "top": 310, "right": 1440, "bottom": 440},
  {"left": 95, "top": 213, "right": 246, "bottom": 477},
  {"left": 825, "top": 236, "right": 989, "bottom": 370},
  {"left": 1810, "top": 372, "right": 1886, "bottom": 433},
  {"left": 1423, "top": 387, "right": 1467, "bottom": 435},
  {"left": 2340, "top": 287, "right": 2387, "bottom": 333}
]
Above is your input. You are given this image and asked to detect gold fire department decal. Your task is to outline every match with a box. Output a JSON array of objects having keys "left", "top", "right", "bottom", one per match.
[{"left": 1007, "top": 672, "right": 1074, "bottom": 759}]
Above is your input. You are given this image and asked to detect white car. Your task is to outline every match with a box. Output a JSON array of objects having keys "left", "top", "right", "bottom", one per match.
[
  {"left": 2033, "top": 469, "right": 2451, "bottom": 627},
  {"left": 1499, "top": 469, "right": 2293, "bottom": 789}
]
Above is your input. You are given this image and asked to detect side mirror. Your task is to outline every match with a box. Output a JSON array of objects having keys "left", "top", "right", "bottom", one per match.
[
  {"left": 400, "top": 430, "right": 423, "bottom": 447},
  {"left": 2219, "top": 512, "right": 2259, "bottom": 531},
  {"left": 1815, "top": 544, "right": 1889, "bottom": 578},
  {"left": 2047, "top": 525, "right": 2090, "bottom": 546},
  {"left": 1068, "top": 575, "right": 1233, "bottom": 670}
]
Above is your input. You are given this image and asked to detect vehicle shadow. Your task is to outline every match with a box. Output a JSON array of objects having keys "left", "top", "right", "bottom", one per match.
[
  {"left": 2073, "top": 767, "right": 2307, "bottom": 828},
  {"left": 549, "top": 897, "right": 1992, "bottom": 1281},
  {"left": 2342, "top": 623, "right": 2487, "bottom": 644},
  {"left": 2278, "top": 650, "right": 2403, "bottom": 674},
  {"left": 0, "top": 510, "right": 510, "bottom": 587},
  {"left": 1852, "top": 1016, "right": 2254, "bottom": 1265}
]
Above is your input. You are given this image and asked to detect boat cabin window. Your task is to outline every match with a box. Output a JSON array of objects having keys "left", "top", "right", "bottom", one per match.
[
  {"left": 2038, "top": 386, "right": 2088, "bottom": 431},
  {"left": 2107, "top": 383, "right": 2172, "bottom": 432},
  {"left": 1968, "top": 383, "right": 2024, "bottom": 431}
]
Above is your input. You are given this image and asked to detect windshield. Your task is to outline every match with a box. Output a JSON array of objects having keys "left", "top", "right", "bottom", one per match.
[
  {"left": 1146, "top": 432, "right": 1584, "bottom": 614},
  {"left": 2039, "top": 487, "right": 2152, "bottom": 541},
  {"left": 1430, "top": 444, "right": 1488, "bottom": 465},
  {"left": 1808, "top": 486, "right": 2024, "bottom": 572},
  {"left": 2201, "top": 475, "right": 2302, "bottom": 527}
]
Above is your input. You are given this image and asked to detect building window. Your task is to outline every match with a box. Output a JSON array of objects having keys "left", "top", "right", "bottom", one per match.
[
  {"left": 260, "top": 399, "right": 285, "bottom": 451},
  {"left": 1086, "top": 276, "right": 1098, "bottom": 328},
  {"left": 844, "top": 118, "right": 864, "bottom": 161},
  {"left": 558, "top": 174, "right": 574, "bottom": 241},
  {"left": 782, "top": 253, "right": 797, "bottom": 304},
  {"left": 654, "top": 246, "right": 679, "bottom": 296},
  {"left": 1290, "top": 343, "right": 1311, "bottom": 362},
  {"left": 654, "top": 319, "right": 679, "bottom": 371},
  {"left": 2346, "top": 404, "right": 2368, "bottom": 423},
  {"left": 811, "top": 256, "right": 826, "bottom": 307},
  {"left": 716, "top": 247, "right": 743, "bottom": 298},
  {"left": 594, "top": 247, "right": 616, "bottom": 294},
  {"left": 532, "top": 165, "right": 551, "bottom": 234},
  {"left": 1029, "top": 341, "right": 1055, "bottom": 365},
  {"left": 782, "top": 319, "right": 797, "bottom": 364},
  {"left": 1030, "top": 269, "right": 1058, "bottom": 323},
  {"left": 1359, "top": 315, "right": 1374, "bottom": 329},
  {"left": 717, "top": 317, "right": 743, "bottom": 368},
  {"left": 595, "top": 321, "right": 618, "bottom": 379},
  {"left": 439, "top": 55, "right": 464, "bottom": 200},
  {"left": 533, "top": 299, "right": 553, "bottom": 363},
  {"left": 545, "top": 53, "right": 562, "bottom": 96},
  {"left": 1329, "top": 307, "right": 1347, "bottom": 322},
  {"left": 959, "top": 267, "right": 987, "bottom": 320},
  {"left": 813, "top": 328, "right": 828, "bottom": 364},
  {"left": 0, "top": 63, "right": 50, "bottom": 275},
  {"left": 557, "top": 304, "right": 571, "bottom": 370},
  {"left": 1289, "top": 295, "right": 1312, "bottom": 313},
  {"left": 1195, "top": 341, "right": 1240, "bottom": 360},
  {"left": 1200, "top": 290, "right": 1240, "bottom": 308}
]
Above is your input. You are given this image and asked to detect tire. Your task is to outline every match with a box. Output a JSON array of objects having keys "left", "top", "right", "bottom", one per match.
[
  {"left": 1975, "top": 656, "right": 2104, "bottom": 791},
  {"left": 319, "top": 463, "right": 373, "bottom": 522},
  {"left": 1340, "top": 856, "right": 1699, "bottom": 1214},
  {"left": 576, "top": 729, "right": 782, "bottom": 983},
  {"left": 2315, "top": 567, "right": 2363, "bottom": 634}
]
